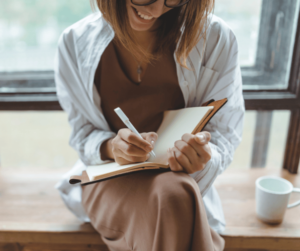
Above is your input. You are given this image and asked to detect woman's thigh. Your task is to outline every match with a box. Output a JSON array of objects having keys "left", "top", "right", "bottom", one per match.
[{"left": 81, "top": 170, "right": 218, "bottom": 251}]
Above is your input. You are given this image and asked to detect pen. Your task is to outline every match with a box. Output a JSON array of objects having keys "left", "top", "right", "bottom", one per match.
[{"left": 114, "top": 107, "right": 156, "bottom": 158}]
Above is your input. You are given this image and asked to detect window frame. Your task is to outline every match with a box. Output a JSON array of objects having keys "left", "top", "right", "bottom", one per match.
[
  {"left": 242, "top": 0, "right": 300, "bottom": 111},
  {"left": 1, "top": 0, "right": 299, "bottom": 110},
  {"left": 0, "top": 0, "right": 299, "bottom": 171}
]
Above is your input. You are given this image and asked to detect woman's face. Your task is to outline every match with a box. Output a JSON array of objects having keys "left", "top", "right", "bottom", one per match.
[{"left": 126, "top": 0, "right": 172, "bottom": 32}]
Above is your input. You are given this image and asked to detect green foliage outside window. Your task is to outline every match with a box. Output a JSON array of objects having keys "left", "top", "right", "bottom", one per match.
[{"left": 0, "top": 0, "right": 92, "bottom": 49}]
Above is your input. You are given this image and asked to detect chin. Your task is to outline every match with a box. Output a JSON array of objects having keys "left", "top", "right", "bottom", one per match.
[{"left": 129, "top": 22, "right": 156, "bottom": 32}]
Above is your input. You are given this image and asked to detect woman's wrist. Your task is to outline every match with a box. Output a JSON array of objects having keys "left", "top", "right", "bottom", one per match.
[{"left": 100, "top": 138, "right": 115, "bottom": 161}]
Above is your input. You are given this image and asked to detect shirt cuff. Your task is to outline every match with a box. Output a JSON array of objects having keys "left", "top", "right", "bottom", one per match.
[
  {"left": 81, "top": 130, "right": 117, "bottom": 166},
  {"left": 94, "top": 131, "right": 117, "bottom": 164}
]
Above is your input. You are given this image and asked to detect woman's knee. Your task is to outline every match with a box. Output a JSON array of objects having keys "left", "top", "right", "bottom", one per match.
[{"left": 150, "top": 171, "right": 200, "bottom": 214}]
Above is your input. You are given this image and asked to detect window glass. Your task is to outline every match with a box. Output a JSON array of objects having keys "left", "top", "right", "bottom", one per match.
[
  {"left": 2, "top": 0, "right": 262, "bottom": 71},
  {"left": 0, "top": 111, "right": 290, "bottom": 171},
  {"left": 1, "top": 0, "right": 299, "bottom": 90},
  {"left": 229, "top": 110, "right": 290, "bottom": 170},
  {"left": 0, "top": 0, "right": 92, "bottom": 72},
  {"left": 215, "top": 0, "right": 300, "bottom": 89},
  {"left": 214, "top": 0, "right": 262, "bottom": 67},
  {"left": 0, "top": 111, "right": 77, "bottom": 171},
  {"left": 265, "top": 111, "right": 290, "bottom": 169}
]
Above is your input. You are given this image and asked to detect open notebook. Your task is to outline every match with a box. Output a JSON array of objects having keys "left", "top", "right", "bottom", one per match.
[{"left": 70, "top": 98, "right": 227, "bottom": 185}]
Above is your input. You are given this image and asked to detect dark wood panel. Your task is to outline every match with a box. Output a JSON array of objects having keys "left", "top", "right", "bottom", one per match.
[
  {"left": 224, "top": 250, "right": 300, "bottom": 251},
  {"left": 0, "top": 101, "right": 62, "bottom": 110},
  {"left": 283, "top": 109, "right": 300, "bottom": 174},
  {"left": 244, "top": 99, "right": 299, "bottom": 110},
  {"left": 0, "top": 243, "right": 109, "bottom": 251},
  {"left": 0, "top": 93, "right": 299, "bottom": 111},
  {"left": 243, "top": 91, "right": 299, "bottom": 110},
  {"left": 281, "top": 4, "right": 300, "bottom": 173},
  {"left": 289, "top": 4, "right": 300, "bottom": 94}
]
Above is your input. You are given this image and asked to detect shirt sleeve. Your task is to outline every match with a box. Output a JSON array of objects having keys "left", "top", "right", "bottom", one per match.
[
  {"left": 54, "top": 31, "right": 116, "bottom": 166},
  {"left": 190, "top": 21, "right": 245, "bottom": 197}
]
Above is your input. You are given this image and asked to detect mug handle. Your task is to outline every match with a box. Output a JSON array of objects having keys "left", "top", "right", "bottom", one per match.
[{"left": 287, "top": 188, "right": 300, "bottom": 208}]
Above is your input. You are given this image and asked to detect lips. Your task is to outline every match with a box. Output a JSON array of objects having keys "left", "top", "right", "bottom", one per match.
[{"left": 131, "top": 6, "right": 155, "bottom": 24}]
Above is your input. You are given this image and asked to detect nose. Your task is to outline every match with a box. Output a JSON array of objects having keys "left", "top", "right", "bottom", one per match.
[{"left": 144, "top": 0, "right": 165, "bottom": 18}]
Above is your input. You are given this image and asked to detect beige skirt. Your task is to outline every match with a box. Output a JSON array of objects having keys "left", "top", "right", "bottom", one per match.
[{"left": 82, "top": 170, "right": 225, "bottom": 251}]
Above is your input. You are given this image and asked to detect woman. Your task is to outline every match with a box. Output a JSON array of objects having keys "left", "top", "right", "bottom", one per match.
[{"left": 55, "top": 0, "right": 245, "bottom": 250}]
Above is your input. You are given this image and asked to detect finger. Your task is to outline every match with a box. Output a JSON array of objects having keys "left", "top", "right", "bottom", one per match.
[
  {"left": 167, "top": 148, "right": 184, "bottom": 172},
  {"left": 115, "top": 147, "right": 150, "bottom": 163},
  {"left": 194, "top": 131, "right": 211, "bottom": 145},
  {"left": 174, "top": 140, "right": 198, "bottom": 165},
  {"left": 181, "top": 133, "right": 208, "bottom": 157},
  {"left": 141, "top": 132, "right": 158, "bottom": 147},
  {"left": 115, "top": 156, "right": 130, "bottom": 165},
  {"left": 119, "top": 129, "right": 153, "bottom": 152},
  {"left": 172, "top": 147, "right": 194, "bottom": 173},
  {"left": 115, "top": 155, "right": 149, "bottom": 165},
  {"left": 118, "top": 139, "right": 150, "bottom": 157},
  {"left": 182, "top": 137, "right": 211, "bottom": 165},
  {"left": 195, "top": 143, "right": 212, "bottom": 164},
  {"left": 187, "top": 132, "right": 212, "bottom": 164}
]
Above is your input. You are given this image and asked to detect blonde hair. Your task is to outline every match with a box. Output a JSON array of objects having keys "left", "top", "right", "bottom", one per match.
[{"left": 91, "top": 0, "right": 215, "bottom": 69}]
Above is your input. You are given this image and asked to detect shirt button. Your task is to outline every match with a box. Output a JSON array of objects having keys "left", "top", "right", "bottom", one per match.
[{"left": 183, "top": 81, "right": 188, "bottom": 86}]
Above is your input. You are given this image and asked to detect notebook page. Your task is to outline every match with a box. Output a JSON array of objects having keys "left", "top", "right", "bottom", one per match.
[{"left": 148, "top": 106, "right": 213, "bottom": 164}]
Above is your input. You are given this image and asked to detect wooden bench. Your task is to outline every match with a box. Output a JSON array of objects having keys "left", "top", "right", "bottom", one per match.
[{"left": 0, "top": 168, "right": 299, "bottom": 251}]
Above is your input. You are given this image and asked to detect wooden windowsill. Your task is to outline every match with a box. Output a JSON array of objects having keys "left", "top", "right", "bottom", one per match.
[{"left": 0, "top": 168, "right": 299, "bottom": 250}]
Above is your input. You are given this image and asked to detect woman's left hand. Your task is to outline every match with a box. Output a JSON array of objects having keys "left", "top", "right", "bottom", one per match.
[{"left": 167, "top": 132, "right": 212, "bottom": 174}]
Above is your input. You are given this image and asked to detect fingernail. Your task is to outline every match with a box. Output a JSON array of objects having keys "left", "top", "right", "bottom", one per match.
[
  {"left": 151, "top": 139, "right": 155, "bottom": 146},
  {"left": 171, "top": 149, "right": 178, "bottom": 158},
  {"left": 196, "top": 134, "right": 206, "bottom": 143},
  {"left": 169, "top": 148, "right": 173, "bottom": 156}
]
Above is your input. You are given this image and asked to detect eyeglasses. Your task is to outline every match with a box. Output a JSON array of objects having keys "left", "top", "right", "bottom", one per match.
[{"left": 131, "top": 0, "right": 190, "bottom": 8}]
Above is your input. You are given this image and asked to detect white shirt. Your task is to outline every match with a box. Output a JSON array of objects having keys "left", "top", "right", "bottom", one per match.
[{"left": 54, "top": 11, "right": 245, "bottom": 234}]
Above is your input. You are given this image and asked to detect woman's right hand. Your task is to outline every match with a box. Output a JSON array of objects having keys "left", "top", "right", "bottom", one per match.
[{"left": 103, "top": 129, "right": 158, "bottom": 165}]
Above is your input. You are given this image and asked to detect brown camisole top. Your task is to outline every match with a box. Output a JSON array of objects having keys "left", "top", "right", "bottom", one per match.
[{"left": 94, "top": 40, "right": 185, "bottom": 134}]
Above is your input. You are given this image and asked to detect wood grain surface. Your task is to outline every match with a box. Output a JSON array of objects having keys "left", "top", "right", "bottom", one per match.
[{"left": 0, "top": 168, "right": 299, "bottom": 250}]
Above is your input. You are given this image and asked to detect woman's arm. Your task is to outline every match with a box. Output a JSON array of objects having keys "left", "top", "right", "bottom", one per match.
[
  {"left": 54, "top": 31, "right": 117, "bottom": 165},
  {"left": 102, "top": 129, "right": 158, "bottom": 164},
  {"left": 101, "top": 138, "right": 114, "bottom": 160},
  {"left": 192, "top": 22, "right": 245, "bottom": 196},
  {"left": 55, "top": 29, "right": 157, "bottom": 165},
  {"left": 168, "top": 18, "right": 245, "bottom": 197}
]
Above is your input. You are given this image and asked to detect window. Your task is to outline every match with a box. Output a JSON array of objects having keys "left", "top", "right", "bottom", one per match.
[
  {"left": 215, "top": 0, "right": 262, "bottom": 68},
  {"left": 0, "top": 0, "right": 299, "bottom": 172},
  {"left": 0, "top": 0, "right": 92, "bottom": 110},
  {"left": 215, "top": 0, "right": 300, "bottom": 172},
  {"left": 0, "top": 0, "right": 92, "bottom": 72},
  {"left": 216, "top": 0, "right": 300, "bottom": 89}
]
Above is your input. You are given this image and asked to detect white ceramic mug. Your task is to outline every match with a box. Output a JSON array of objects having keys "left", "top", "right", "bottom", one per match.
[{"left": 255, "top": 176, "right": 300, "bottom": 224}]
